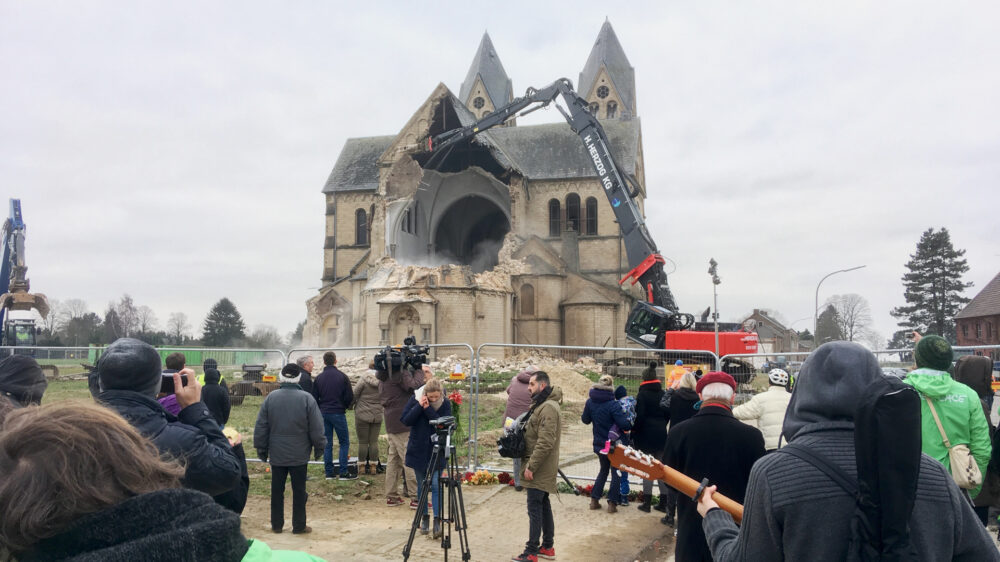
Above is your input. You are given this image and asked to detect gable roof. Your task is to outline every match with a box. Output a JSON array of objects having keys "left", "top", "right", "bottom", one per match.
[
  {"left": 578, "top": 20, "right": 635, "bottom": 116},
  {"left": 458, "top": 32, "right": 512, "bottom": 108},
  {"left": 956, "top": 271, "right": 1000, "bottom": 319},
  {"left": 323, "top": 136, "right": 395, "bottom": 193}
]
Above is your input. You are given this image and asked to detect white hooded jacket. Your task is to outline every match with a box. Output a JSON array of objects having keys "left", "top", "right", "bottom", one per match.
[{"left": 732, "top": 385, "right": 791, "bottom": 450}]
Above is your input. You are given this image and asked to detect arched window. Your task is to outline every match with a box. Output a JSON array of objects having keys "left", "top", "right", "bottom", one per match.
[
  {"left": 565, "top": 193, "right": 581, "bottom": 233},
  {"left": 355, "top": 208, "right": 368, "bottom": 245},
  {"left": 520, "top": 284, "right": 535, "bottom": 316},
  {"left": 589, "top": 102, "right": 599, "bottom": 115},
  {"left": 606, "top": 101, "right": 617, "bottom": 119},
  {"left": 548, "top": 199, "right": 561, "bottom": 237},
  {"left": 585, "top": 197, "right": 598, "bottom": 235}
]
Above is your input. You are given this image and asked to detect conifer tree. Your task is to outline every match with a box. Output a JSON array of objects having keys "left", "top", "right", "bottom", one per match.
[
  {"left": 202, "top": 298, "right": 247, "bottom": 347},
  {"left": 890, "top": 227, "right": 971, "bottom": 343},
  {"left": 815, "top": 304, "right": 845, "bottom": 345}
]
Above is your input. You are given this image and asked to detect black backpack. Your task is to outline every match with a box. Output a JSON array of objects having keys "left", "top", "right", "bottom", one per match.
[
  {"left": 781, "top": 375, "right": 921, "bottom": 561},
  {"left": 498, "top": 401, "right": 541, "bottom": 459}
]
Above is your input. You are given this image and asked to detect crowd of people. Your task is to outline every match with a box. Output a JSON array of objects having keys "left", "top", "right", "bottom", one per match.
[{"left": 2, "top": 332, "right": 1000, "bottom": 561}]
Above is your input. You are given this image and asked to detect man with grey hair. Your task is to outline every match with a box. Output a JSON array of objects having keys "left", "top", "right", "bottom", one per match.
[
  {"left": 663, "top": 371, "right": 764, "bottom": 562},
  {"left": 294, "top": 354, "right": 315, "bottom": 394}
]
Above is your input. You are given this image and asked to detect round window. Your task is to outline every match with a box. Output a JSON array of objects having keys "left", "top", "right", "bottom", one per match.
[
  {"left": 596, "top": 85, "right": 609, "bottom": 99},
  {"left": 473, "top": 96, "right": 485, "bottom": 109}
]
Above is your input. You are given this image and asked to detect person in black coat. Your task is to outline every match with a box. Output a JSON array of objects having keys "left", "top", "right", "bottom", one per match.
[
  {"left": 581, "top": 375, "right": 632, "bottom": 513},
  {"left": 401, "top": 377, "right": 452, "bottom": 538},
  {"left": 632, "top": 372, "right": 669, "bottom": 514},
  {"left": 664, "top": 371, "right": 765, "bottom": 562},
  {"left": 200, "top": 368, "right": 231, "bottom": 427}
]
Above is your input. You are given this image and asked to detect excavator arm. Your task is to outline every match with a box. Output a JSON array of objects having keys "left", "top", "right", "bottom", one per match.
[
  {"left": 2, "top": 199, "right": 49, "bottom": 347},
  {"left": 427, "top": 78, "right": 694, "bottom": 346}
]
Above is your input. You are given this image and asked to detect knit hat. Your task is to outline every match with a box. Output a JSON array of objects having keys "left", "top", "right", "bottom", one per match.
[
  {"left": 641, "top": 362, "right": 658, "bottom": 382},
  {"left": 914, "top": 335, "right": 953, "bottom": 372},
  {"left": 97, "top": 338, "right": 163, "bottom": 398},
  {"left": 203, "top": 358, "right": 218, "bottom": 371},
  {"left": 696, "top": 371, "right": 737, "bottom": 394},
  {"left": 280, "top": 363, "right": 302, "bottom": 384},
  {"left": 0, "top": 355, "right": 47, "bottom": 406},
  {"left": 597, "top": 374, "right": 614, "bottom": 387},
  {"left": 614, "top": 385, "right": 627, "bottom": 399}
]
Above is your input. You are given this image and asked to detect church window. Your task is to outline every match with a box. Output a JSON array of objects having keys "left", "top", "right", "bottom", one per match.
[
  {"left": 473, "top": 96, "right": 485, "bottom": 109},
  {"left": 355, "top": 208, "right": 368, "bottom": 245},
  {"left": 589, "top": 102, "right": 599, "bottom": 115},
  {"left": 597, "top": 85, "right": 609, "bottom": 99},
  {"left": 606, "top": 101, "right": 617, "bottom": 119},
  {"left": 521, "top": 284, "right": 535, "bottom": 316},
  {"left": 585, "top": 197, "right": 598, "bottom": 235},
  {"left": 565, "top": 193, "right": 581, "bottom": 232},
  {"left": 548, "top": 199, "right": 561, "bottom": 237}
]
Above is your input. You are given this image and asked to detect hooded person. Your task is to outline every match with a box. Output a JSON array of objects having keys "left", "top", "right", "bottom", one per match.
[
  {"left": 905, "top": 335, "right": 991, "bottom": 498},
  {"left": 506, "top": 366, "right": 538, "bottom": 490},
  {"left": 954, "top": 354, "right": 995, "bottom": 424},
  {"left": 582, "top": 374, "right": 631, "bottom": 512},
  {"left": 696, "top": 341, "right": 998, "bottom": 561},
  {"left": 633, "top": 364, "right": 669, "bottom": 514},
  {"left": 0, "top": 355, "right": 46, "bottom": 423},
  {"left": 97, "top": 338, "right": 241, "bottom": 498},
  {"left": 201, "top": 367, "right": 231, "bottom": 428}
]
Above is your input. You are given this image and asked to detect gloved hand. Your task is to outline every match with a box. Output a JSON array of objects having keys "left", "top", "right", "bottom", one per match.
[
  {"left": 314, "top": 449, "right": 322, "bottom": 461},
  {"left": 258, "top": 449, "right": 268, "bottom": 463}
]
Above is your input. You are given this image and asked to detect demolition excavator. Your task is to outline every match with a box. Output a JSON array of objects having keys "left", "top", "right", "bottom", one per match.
[
  {"left": 425, "top": 78, "right": 757, "bottom": 370},
  {"left": 1, "top": 199, "right": 50, "bottom": 349}
]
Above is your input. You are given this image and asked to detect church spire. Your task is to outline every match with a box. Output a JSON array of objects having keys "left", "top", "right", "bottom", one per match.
[
  {"left": 578, "top": 21, "right": 635, "bottom": 120},
  {"left": 459, "top": 32, "right": 513, "bottom": 119}
]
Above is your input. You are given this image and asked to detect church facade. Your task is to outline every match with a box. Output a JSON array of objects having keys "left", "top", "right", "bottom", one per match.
[{"left": 304, "top": 22, "right": 648, "bottom": 350}]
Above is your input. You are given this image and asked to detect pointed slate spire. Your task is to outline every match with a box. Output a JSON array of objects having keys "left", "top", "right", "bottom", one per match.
[
  {"left": 579, "top": 21, "right": 636, "bottom": 117},
  {"left": 459, "top": 32, "right": 513, "bottom": 109}
]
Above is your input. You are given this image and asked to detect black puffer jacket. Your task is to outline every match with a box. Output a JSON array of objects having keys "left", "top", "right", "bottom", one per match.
[
  {"left": 662, "top": 387, "right": 699, "bottom": 429},
  {"left": 100, "top": 390, "right": 241, "bottom": 497},
  {"left": 633, "top": 380, "right": 668, "bottom": 454}
]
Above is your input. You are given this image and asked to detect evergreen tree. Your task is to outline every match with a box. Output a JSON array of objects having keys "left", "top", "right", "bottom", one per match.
[
  {"left": 890, "top": 227, "right": 971, "bottom": 343},
  {"left": 201, "top": 298, "right": 246, "bottom": 347},
  {"left": 815, "top": 304, "right": 845, "bottom": 345}
]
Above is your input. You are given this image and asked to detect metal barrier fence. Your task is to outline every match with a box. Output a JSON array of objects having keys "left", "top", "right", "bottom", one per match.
[{"left": 472, "top": 343, "right": 719, "bottom": 481}]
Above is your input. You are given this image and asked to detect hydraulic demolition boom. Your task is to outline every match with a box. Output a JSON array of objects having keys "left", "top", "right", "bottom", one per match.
[{"left": 1, "top": 199, "right": 50, "bottom": 347}]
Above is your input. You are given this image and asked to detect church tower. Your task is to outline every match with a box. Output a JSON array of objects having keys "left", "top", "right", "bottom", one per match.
[
  {"left": 579, "top": 20, "right": 635, "bottom": 120},
  {"left": 458, "top": 32, "right": 514, "bottom": 121}
]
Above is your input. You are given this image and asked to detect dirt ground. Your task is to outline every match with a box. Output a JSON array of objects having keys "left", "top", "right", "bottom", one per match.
[{"left": 241, "top": 482, "right": 676, "bottom": 562}]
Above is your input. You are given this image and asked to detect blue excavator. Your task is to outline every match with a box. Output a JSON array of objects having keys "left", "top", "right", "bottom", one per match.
[{"left": 1, "top": 199, "right": 50, "bottom": 348}]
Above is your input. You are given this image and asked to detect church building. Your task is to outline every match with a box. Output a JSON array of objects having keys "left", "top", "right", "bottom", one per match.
[{"left": 304, "top": 22, "right": 649, "bottom": 350}]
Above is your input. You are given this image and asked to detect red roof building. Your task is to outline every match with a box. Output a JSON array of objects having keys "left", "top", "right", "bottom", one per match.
[{"left": 955, "top": 271, "right": 1000, "bottom": 360}]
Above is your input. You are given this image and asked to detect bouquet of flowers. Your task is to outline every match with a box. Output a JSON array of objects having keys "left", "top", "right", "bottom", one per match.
[
  {"left": 497, "top": 472, "right": 513, "bottom": 485},
  {"left": 468, "top": 469, "right": 499, "bottom": 485}
]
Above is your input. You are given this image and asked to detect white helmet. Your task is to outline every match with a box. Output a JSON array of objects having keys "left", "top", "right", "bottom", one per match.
[{"left": 768, "top": 368, "right": 789, "bottom": 386}]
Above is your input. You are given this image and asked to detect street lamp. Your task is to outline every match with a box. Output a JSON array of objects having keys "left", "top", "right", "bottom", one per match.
[
  {"left": 813, "top": 265, "right": 866, "bottom": 348},
  {"left": 709, "top": 258, "right": 721, "bottom": 356}
]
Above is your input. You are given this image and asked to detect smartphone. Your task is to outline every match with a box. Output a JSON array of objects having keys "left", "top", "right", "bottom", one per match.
[{"left": 160, "top": 370, "right": 188, "bottom": 394}]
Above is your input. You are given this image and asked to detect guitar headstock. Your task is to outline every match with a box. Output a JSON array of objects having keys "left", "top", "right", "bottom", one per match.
[{"left": 607, "top": 443, "right": 662, "bottom": 481}]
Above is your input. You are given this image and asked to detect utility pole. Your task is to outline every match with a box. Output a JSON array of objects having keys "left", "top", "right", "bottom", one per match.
[
  {"left": 709, "top": 258, "right": 721, "bottom": 357},
  {"left": 813, "top": 265, "right": 866, "bottom": 348}
]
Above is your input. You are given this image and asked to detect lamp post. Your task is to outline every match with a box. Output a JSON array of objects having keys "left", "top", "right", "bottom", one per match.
[
  {"left": 813, "top": 265, "right": 866, "bottom": 348},
  {"left": 709, "top": 258, "right": 721, "bottom": 356}
]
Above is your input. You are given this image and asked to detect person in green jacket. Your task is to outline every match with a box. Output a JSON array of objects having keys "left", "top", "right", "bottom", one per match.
[{"left": 905, "top": 333, "right": 992, "bottom": 498}]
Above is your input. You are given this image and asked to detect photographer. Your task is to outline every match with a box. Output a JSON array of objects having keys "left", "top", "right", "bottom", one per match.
[
  {"left": 402, "top": 377, "right": 452, "bottom": 538},
  {"left": 378, "top": 358, "right": 431, "bottom": 507}
]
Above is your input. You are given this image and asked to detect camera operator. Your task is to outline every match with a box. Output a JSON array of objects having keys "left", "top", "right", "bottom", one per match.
[
  {"left": 378, "top": 358, "right": 432, "bottom": 508},
  {"left": 402, "top": 377, "right": 452, "bottom": 538}
]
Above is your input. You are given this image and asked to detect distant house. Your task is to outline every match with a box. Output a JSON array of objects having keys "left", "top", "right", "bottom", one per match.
[
  {"left": 955, "top": 271, "right": 1000, "bottom": 360},
  {"left": 742, "top": 309, "right": 804, "bottom": 354}
]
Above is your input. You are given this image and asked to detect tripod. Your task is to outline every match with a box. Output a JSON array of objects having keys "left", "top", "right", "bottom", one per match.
[{"left": 402, "top": 418, "right": 471, "bottom": 561}]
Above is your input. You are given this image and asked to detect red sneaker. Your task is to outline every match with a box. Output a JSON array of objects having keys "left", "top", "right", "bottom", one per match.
[
  {"left": 386, "top": 497, "right": 404, "bottom": 507},
  {"left": 511, "top": 554, "right": 537, "bottom": 562},
  {"left": 538, "top": 547, "right": 555, "bottom": 559}
]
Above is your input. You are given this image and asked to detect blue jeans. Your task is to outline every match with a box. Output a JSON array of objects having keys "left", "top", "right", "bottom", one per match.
[
  {"left": 412, "top": 464, "right": 441, "bottom": 518},
  {"left": 323, "top": 413, "right": 350, "bottom": 477}
]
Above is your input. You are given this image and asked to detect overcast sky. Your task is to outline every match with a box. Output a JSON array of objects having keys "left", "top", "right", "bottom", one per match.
[{"left": 2, "top": 1, "right": 998, "bottom": 344}]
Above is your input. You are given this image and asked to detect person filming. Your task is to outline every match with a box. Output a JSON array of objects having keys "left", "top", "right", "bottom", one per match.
[{"left": 401, "top": 376, "right": 451, "bottom": 539}]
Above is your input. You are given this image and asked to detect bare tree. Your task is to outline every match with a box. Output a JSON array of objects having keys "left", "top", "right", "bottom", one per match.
[
  {"left": 825, "top": 293, "right": 874, "bottom": 342},
  {"left": 62, "top": 298, "right": 89, "bottom": 320},
  {"left": 167, "top": 312, "right": 190, "bottom": 344},
  {"left": 136, "top": 305, "right": 158, "bottom": 334},
  {"left": 246, "top": 324, "right": 283, "bottom": 348},
  {"left": 37, "top": 298, "right": 62, "bottom": 333},
  {"left": 114, "top": 294, "right": 139, "bottom": 338}
]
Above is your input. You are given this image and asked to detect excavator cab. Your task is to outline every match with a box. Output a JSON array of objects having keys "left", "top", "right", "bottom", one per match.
[
  {"left": 625, "top": 301, "right": 672, "bottom": 349},
  {"left": 3, "top": 318, "right": 36, "bottom": 347}
]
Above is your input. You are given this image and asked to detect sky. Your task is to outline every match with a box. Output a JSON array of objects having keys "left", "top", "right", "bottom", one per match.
[{"left": 2, "top": 1, "right": 998, "bottom": 343}]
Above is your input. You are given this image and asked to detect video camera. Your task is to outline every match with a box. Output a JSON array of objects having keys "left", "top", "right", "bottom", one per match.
[
  {"left": 430, "top": 415, "right": 457, "bottom": 434},
  {"left": 374, "top": 336, "right": 430, "bottom": 373}
]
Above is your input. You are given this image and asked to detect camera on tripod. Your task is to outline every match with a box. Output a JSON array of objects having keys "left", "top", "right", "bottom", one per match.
[
  {"left": 430, "top": 416, "right": 457, "bottom": 435},
  {"left": 373, "top": 335, "right": 430, "bottom": 372}
]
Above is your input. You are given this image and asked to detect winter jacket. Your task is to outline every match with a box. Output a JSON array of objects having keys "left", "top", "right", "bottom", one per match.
[
  {"left": 905, "top": 367, "right": 992, "bottom": 497},
  {"left": 351, "top": 371, "right": 384, "bottom": 424},
  {"left": 254, "top": 383, "right": 326, "bottom": 467},
  {"left": 665, "top": 404, "right": 764, "bottom": 561},
  {"left": 100, "top": 390, "right": 241, "bottom": 497},
  {"left": 504, "top": 369, "right": 534, "bottom": 422},
  {"left": 298, "top": 370, "right": 314, "bottom": 395},
  {"left": 702, "top": 341, "right": 998, "bottom": 562},
  {"left": 311, "top": 365, "right": 354, "bottom": 415},
  {"left": 732, "top": 385, "right": 791, "bottom": 450},
  {"left": 378, "top": 367, "right": 425, "bottom": 434},
  {"left": 662, "top": 387, "right": 699, "bottom": 429},
  {"left": 632, "top": 380, "right": 668, "bottom": 454},
  {"left": 214, "top": 442, "right": 250, "bottom": 515},
  {"left": 157, "top": 393, "right": 181, "bottom": 416},
  {"left": 667, "top": 366, "right": 687, "bottom": 388},
  {"left": 19, "top": 488, "right": 326, "bottom": 562},
  {"left": 954, "top": 355, "right": 994, "bottom": 425},
  {"left": 581, "top": 384, "right": 632, "bottom": 453},
  {"left": 521, "top": 386, "right": 563, "bottom": 495},
  {"left": 401, "top": 395, "right": 452, "bottom": 470},
  {"left": 201, "top": 381, "right": 231, "bottom": 426}
]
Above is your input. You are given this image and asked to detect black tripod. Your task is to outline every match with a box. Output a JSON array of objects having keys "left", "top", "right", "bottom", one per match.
[{"left": 403, "top": 416, "right": 471, "bottom": 561}]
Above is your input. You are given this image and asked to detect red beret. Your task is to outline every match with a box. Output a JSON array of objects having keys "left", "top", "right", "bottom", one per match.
[{"left": 696, "top": 371, "right": 737, "bottom": 394}]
